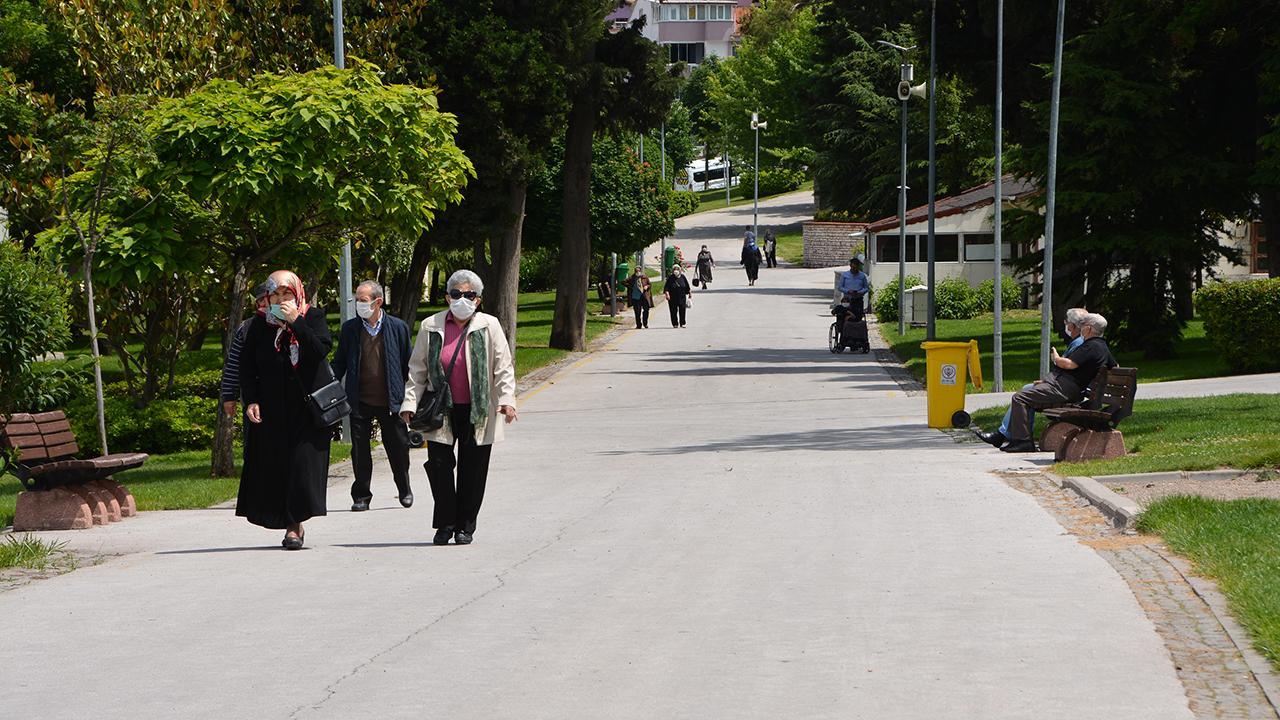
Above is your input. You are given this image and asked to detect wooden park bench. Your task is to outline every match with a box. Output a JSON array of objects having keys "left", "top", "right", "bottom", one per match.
[
  {"left": 1038, "top": 367, "right": 1138, "bottom": 462},
  {"left": 1, "top": 411, "right": 148, "bottom": 530}
]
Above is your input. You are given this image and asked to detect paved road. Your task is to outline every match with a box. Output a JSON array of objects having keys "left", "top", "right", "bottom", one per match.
[{"left": 1, "top": 193, "right": 1196, "bottom": 718}]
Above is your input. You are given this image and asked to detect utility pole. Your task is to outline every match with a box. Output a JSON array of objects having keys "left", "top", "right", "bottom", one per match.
[
  {"left": 1041, "top": 0, "right": 1066, "bottom": 378},
  {"left": 751, "top": 112, "right": 767, "bottom": 242},
  {"left": 925, "top": 0, "right": 938, "bottom": 341},
  {"left": 993, "top": 0, "right": 1005, "bottom": 391},
  {"left": 334, "top": 0, "right": 353, "bottom": 443},
  {"left": 878, "top": 40, "right": 917, "bottom": 337}
]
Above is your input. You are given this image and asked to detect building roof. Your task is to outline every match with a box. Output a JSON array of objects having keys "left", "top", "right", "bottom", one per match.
[{"left": 865, "top": 176, "right": 1039, "bottom": 233}]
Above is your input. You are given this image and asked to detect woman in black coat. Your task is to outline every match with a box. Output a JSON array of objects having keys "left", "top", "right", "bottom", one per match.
[
  {"left": 238, "top": 270, "right": 333, "bottom": 550},
  {"left": 663, "top": 265, "right": 692, "bottom": 328},
  {"left": 740, "top": 239, "right": 763, "bottom": 286}
]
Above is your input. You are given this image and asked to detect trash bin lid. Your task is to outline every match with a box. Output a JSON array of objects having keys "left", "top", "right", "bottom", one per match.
[{"left": 920, "top": 341, "right": 972, "bottom": 350}]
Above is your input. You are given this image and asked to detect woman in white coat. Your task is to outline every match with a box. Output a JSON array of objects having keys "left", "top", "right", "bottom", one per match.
[{"left": 400, "top": 270, "right": 518, "bottom": 545}]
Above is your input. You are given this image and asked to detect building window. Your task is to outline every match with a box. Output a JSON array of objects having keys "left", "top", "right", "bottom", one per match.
[
  {"left": 934, "top": 233, "right": 959, "bottom": 262},
  {"left": 962, "top": 233, "right": 1017, "bottom": 262},
  {"left": 667, "top": 42, "right": 706, "bottom": 64},
  {"left": 877, "top": 234, "right": 919, "bottom": 263},
  {"left": 661, "top": 4, "right": 732, "bottom": 21}
]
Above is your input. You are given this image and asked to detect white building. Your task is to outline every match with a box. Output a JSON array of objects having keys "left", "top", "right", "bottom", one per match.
[{"left": 608, "top": 0, "right": 752, "bottom": 65}]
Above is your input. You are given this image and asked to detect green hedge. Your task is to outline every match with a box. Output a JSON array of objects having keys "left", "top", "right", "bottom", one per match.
[
  {"left": 669, "top": 191, "right": 700, "bottom": 218},
  {"left": 1195, "top": 278, "right": 1280, "bottom": 373},
  {"left": 976, "top": 276, "right": 1023, "bottom": 312},
  {"left": 935, "top": 277, "right": 983, "bottom": 319},
  {"left": 872, "top": 274, "right": 923, "bottom": 322},
  {"left": 742, "top": 167, "right": 806, "bottom": 197},
  {"left": 64, "top": 370, "right": 226, "bottom": 455}
]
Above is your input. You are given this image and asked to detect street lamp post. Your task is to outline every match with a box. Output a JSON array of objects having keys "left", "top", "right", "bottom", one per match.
[
  {"left": 334, "top": 0, "right": 353, "bottom": 443},
  {"left": 751, "top": 111, "right": 768, "bottom": 242},
  {"left": 878, "top": 40, "right": 917, "bottom": 337}
]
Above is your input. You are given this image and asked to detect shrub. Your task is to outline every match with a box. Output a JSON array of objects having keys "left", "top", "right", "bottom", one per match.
[
  {"left": 934, "top": 277, "right": 983, "bottom": 320},
  {"left": 872, "top": 274, "right": 923, "bottom": 322},
  {"left": 669, "top": 191, "right": 700, "bottom": 218},
  {"left": 742, "top": 166, "right": 806, "bottom": 197},
  {"left": 1195, "top": 278, "right": 1280, "bottom": 373},
  {"left": 976, "top": 276, "right": 1023, "bottom": 312},
  {"left": 519, "top": 246, "right": 560, "bottom": 292},
  {"left": 66, "top": 393, "right": 217, "bottom": 456},
  {"left": 25, "top": 360, "right": 93, "bottom": 413},
  {"left": 0, "top": 243, "right": 72, "bottom": 414},
  {"left": 169, "top": 369, "right": 224, "bottom": 398}
]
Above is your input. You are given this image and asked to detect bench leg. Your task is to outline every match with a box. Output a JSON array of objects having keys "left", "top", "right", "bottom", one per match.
[
  {"left": 90, "top": 479, "right": 136, "bottom": 518},
  {"left": 68, "top": 485, "right": 111, "bottom": 525},
  {"left": 13, "top": 489, "right": 94, "bottom": 531},
  {"left": 1041, "top": 422, "right": 1083, "bottom": 457},
  {"left": 1062, "top": 429, "right": 1127, "bottom": 463}
]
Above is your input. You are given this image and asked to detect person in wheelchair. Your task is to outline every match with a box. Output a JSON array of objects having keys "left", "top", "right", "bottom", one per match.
[{"left": 833, "top": 257, "right": 870, "bottom": 334}]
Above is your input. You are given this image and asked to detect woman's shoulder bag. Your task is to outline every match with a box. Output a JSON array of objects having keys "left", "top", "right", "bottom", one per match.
[
  {"left": 304, "top": 361, "right": 351, "bottom": 430},
  {"left": 410, "top": 322, "right": 470, "bottom": 432}
]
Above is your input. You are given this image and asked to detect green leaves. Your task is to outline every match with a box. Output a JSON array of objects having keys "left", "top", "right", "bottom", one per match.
[{"left": 0, "top": 241, "right": 72, "bottom": 414}]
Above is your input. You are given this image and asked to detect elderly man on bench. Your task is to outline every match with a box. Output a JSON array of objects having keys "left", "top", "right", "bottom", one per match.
[{"left": 996, "top": 312, "right": 1116, "bottom": 453}]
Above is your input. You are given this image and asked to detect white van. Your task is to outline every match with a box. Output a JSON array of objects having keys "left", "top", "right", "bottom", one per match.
[{"left": 674, "top": 156, "right": 740, "bottom": 192}]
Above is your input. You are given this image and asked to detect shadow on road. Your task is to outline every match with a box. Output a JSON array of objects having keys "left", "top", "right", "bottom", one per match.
[{"left": 597, "top": 423, "right": 950, "bottom": 456}]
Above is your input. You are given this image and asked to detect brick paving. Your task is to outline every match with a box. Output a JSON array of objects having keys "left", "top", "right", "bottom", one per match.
[{"left": 1003, "top": 471, "right": 1279, "bottom": 719}]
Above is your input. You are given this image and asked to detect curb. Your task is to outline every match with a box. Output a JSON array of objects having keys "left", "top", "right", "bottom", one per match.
[{"left": 1059, "top": 474, "right": 1144, "bottom": 529}]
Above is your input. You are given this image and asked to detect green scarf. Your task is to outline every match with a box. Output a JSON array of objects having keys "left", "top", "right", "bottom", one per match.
[{"left": 426, "top": 322, "right": 491, "bottom": 433}]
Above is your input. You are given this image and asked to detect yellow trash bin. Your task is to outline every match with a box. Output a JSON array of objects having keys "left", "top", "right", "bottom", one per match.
[{"left": 920, "top": 340, "right": 985, "bottom": 428}]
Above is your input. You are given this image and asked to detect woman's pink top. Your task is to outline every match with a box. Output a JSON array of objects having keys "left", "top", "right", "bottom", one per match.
[{"left": 442, "top": 318, "right": 471, "bottom": 404}]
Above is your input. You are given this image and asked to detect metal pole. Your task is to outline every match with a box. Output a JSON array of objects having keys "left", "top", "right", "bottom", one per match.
[
  {"left": 725, "top": 151, "right": 731, "bottom": 206},
  {"left": 1041, "top": 0, "right": 1066, "bottom": 378},
  {"left": 661, "top": 122, "right": 666, "bottom": 185},
  {"left": 753, "top": 121, "right": 759, "bottom": 242},
  {"left": 639, "top": 134, "right": 645, "bottom": 165},
  {"left": 898, "top": 66, "right": 909, "bottom": 336},
  {"left": 334, "top": 0, "right": 353, "bottom": 443},
  {"left": 925, "top": 0, "right": 937, "bottom": 341},
  {"left": 610, "top": 253, "right": 617, "bottom": 317},
  {"left": 993, "top": 0, "right": 1005, "bottom": 392}
]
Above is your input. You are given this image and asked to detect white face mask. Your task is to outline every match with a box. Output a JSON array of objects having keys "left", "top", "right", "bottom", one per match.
[
  {"left": 356, "top": 300, "right": 375, "bottom": 319},
  {"left": 450, "top": 297, "right": 477, "bottom": 320}
]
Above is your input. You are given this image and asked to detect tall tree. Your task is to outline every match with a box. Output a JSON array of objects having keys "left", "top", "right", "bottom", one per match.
[{"left": 550, "top": 17, "right": 679, "bottom": 350}]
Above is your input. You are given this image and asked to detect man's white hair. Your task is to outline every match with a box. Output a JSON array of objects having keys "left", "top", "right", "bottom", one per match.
[
  {"left": 1066, "top": 307, "right": 1088, "bottom": 326},
  {"left": 447, "top": 269, "right": 484, "bottom": 296},
  {"left": 1081, "top": 312, "right": 1108, "bottom": 335}
]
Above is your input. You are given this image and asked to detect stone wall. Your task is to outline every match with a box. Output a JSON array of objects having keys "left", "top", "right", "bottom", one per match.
[{"left": 803, "top": 221, "right": 868, "bottom": 268}]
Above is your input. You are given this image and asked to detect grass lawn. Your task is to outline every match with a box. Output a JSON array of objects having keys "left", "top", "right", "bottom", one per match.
[
  {"left": 689, "top": 179, "right": 814, "bottom": 215},
  {"left": 1138, "top": 495, "right": 1280, "bottom": 671},
  {"left": 879, "top": 309, "right": 1232, "bottom": 392},
  {"left": 969, "top": 394, "right": 1280, "bottom": 476}
]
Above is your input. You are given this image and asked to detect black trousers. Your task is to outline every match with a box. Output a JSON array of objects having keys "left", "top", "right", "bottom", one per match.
[
  {"left": 350, "top": 403, "right": 412, "bottom": 501},
  {"left": 632, "top": 300, "right": 649, "bottom": 328},
  {"left": 1007, "top": 379, "right": 1077, "bottom": 441},
  {"left": 425, "top": 403, "right": 493, "bottom": 534},
  {"left": 668, "top": 299, "right": 686, "bottom": 326},
  {"left": 766, "top": 249, "right": 777, "bottom": 267}
]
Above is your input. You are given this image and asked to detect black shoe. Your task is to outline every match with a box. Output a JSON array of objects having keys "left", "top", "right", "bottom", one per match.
[
  {"left": 433, "top": 527, "right": 453, "bottom": 545},
  {"left": 283, "top": 532, "right": 304, "bottom": 550},
  {"left": 351, "top": 498, "right": 371, "bottom": 512},
  {"left": 1001, "top": 440, "right": 1038, "bottom": 453},
  {"left": 976, "top": 430, "right": 1008, "bottom": 447},
  {"left": 454, "top": 530, "right": 473, "bottom": 545},
  {"left": 398, "top": 492, "right": 413, "bottom": 509}
]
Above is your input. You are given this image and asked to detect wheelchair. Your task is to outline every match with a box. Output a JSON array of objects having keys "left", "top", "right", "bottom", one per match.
[{"left": 828, "top": 292, "right": 870, "bottom": 354}]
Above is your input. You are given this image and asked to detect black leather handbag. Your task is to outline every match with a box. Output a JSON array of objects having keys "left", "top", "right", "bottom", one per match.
[
  {"left": 409, "top": 323, "right": 470, "bottom": 432},
  {"left": 304, "top": 362, "right": 351, "bottom": 429}
]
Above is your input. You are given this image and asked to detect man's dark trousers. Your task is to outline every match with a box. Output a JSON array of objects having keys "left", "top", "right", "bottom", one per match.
[
  {"left": 350, "top": 402, "right": 412, "bottom": 502},
  {"left": 1006, "top": 378, "right": 1077, "bottom": 441}
]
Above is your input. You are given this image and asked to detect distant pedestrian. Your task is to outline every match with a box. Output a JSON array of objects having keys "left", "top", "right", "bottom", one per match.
[
  {"left": 330, "top": 279, "right": 413, "bottom": 512},
  {"left": 696, "top": 245, "right": 715, "bottom": 288},
  {"left": 237, "top": 270, "right": 333, "bottom": 550},
  {"left": 663, "top": 264, "right": 692, "bottom": 328},
  {"left": 763, "top": 229, "right": 777, "bottom": 268},
  {"left": 219, "top": 282, "right": 271, "bottom": 420},
  {"left": 741, "top": 237, "right": 763, "bottom": 286},
  {"left": 626, "top": 266, "right": 653, "bottom": 328},
  {"left": 400, "top": 270, "right": 518, "bottom": 546},
  {"left": 744, "top": 225, "right": 756, "bottom": 247}
]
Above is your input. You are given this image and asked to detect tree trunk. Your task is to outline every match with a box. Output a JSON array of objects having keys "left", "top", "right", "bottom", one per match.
[
  {"left": 211, "top": 262, "right": 249, "bottom": 478},
  {"left": 550, "top": 86, "right": 598, "bottom": 351},
  {"left": 487, "top": 178, "right": 527, "bottom": 350},
  {"left": 1171, "top": 258, "right": 1195, "bottom": 321},
  {"left": 83, "top": 254, "right": 109, "bottom": 455},
  {"left": 389, "top": 232, "right": 432, "bottom": 329}
]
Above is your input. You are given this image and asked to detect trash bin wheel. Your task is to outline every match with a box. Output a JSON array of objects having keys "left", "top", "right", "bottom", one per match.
[{"left": 951, "top": 410, "right": 971, "bottom": 428}]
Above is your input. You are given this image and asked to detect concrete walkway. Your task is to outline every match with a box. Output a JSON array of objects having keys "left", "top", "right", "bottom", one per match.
[{"left": 0, "top": 194, "right": 1196, "bottom": 718}]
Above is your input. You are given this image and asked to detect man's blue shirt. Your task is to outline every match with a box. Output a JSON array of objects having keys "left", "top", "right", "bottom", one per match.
[{"left": 838, "top": 269, "right": 869, "bottom": 296}]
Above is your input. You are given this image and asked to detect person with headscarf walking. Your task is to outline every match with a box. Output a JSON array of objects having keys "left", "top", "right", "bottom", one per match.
[
  {"left": 237, "top": 270, "right": 334, "bottom": 550},
  {"left": 663, "top": 264, "right": 692, "bottom": 328},
  {"left": 400, "top": 270, "right": 518, "bottom": 546},
  {"left": 741, "top": 236, "right": 764, "bottom": 286},
  {"left": 695, "top": 245, "right": 715, "bottom": 288},
  {"left": 625, "top": 266, "right": 653, "bottom": 329}
]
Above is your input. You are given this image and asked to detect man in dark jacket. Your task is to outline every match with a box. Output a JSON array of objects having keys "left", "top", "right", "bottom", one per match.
[
  {"left": 1001, "top": 313, "right": 1117, "bottom": 453},
  {"left": 331, "top": 280, "right": 414, "bottom": 510}
]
